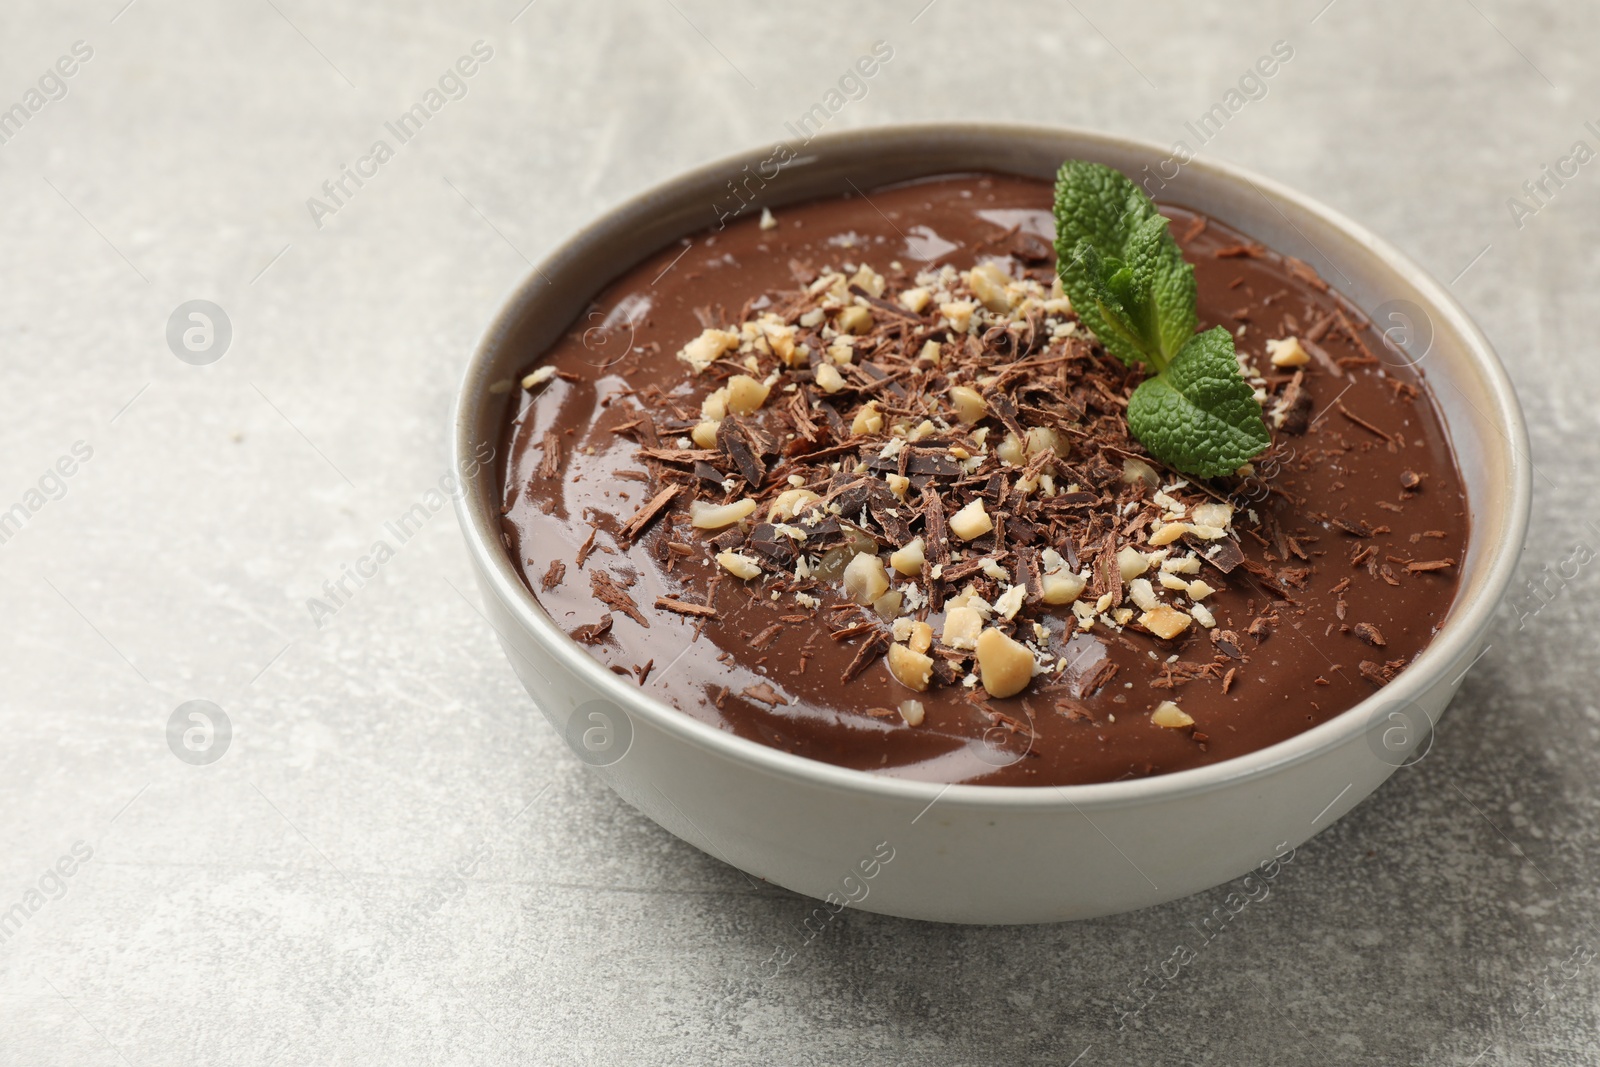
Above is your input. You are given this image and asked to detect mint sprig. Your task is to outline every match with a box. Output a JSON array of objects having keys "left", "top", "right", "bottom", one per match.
[{"left": 1052, "top": 160, "right": 1270, "bottom": 478}]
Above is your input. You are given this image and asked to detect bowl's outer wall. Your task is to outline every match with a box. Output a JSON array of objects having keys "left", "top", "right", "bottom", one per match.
[{"left": 456, "top": 124, "right": 1529, "bottom": 923}]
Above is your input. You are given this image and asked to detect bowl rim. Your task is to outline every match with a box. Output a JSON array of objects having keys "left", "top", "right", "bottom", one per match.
[{"left": 453, "top": 120, "right": 1531, "bottom": 811}]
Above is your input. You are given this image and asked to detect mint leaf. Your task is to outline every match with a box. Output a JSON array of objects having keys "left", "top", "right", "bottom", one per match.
[
  {"left": 1127, "top": 327, "right": 1273, "bottom": 478},
  {"left": 1053, "top": 160, "right": 1269, "bottom": 477},
  {"left": 1053, "top": 161, "right": 1195, "bottom": 371}
]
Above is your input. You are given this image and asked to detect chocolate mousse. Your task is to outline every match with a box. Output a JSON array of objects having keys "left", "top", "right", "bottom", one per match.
[{"left": 496, "top": 171, "right": 1468, "bottom": 786}]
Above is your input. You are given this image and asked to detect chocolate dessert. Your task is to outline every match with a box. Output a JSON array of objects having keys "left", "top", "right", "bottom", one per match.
[{"left": 496, "top": 167, "right": 1468, "bottom": 786}]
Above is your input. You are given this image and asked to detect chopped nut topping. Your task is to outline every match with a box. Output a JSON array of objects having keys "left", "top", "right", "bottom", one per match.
[
  {"left": 890, "top": 537, "right": 926, "bottom": 576},
  {"left": 1140, "top": 604, "right": 1193, "bottom": 640},
  {"left": 566, "top": 220, "right": 1458, "bottom": 722},
  {"left": 1151, "top": 701, "right": 1194, "bottom": 728},
  {"left": 521, "top": 365, "right": 557, "bottom": 391},
  {"left": 836, "top": 305, "right": 874, "bottom": 335},
  {"left": 1266, "top": 336, "right": 1311, "bottom": 368},
  {"left": 942, "top": 605, "right": 984, "bottom": 651},
  {"left": 940, "top": 300, "right": 976, "bottom": 332},
  {"left": 725, "top": 374, "right": 770, "bottom": 414},
  {"left": 842, "top": 552, "right": 890, "bottom": 605},
  {"left": 949, "top": 385, "right": 988, "bottom": 425},
  {"left": 851, "top": 400, "right": 884, "bottom": 436},
  {"left": 677, "top": 327, "right": 739, "bottom": 373},
  {"left": 690, "top": 498, "right": 757, "bottom": 529},
  {"left": 949, "top": 498, "right": 993, "bottom": 541},
  {"left": 716, "top": 550, "right": 762, "bottom": 580},
  {"left": 976, "top": 627, "right": 1033, "bottom": 698},
  {"left": 888, "top": 642, "right": 934, "bottom": 692}
]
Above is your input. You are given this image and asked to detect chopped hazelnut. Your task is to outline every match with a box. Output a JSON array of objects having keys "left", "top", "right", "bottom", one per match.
[
  {"left": 767, "top": 488, "right": 821, "bottom": 522},
  {"left": 520, "top": 365, "right": 557, "bottom": 391},
  {"left": 836, "top": 305, "right": 874, "bottom": 334},
  {"left": 949, "top": 499, "right": 993, "bottom": 540},
  {"left": 890, "top": 537, "right": 925, "bottom": 576},
  {"left": 760, "top": 316, "right": 800, "bottom": 366},
  {"left": 917, "top": 339, "right": 942, "bottom": 365},
  {"left": 1122, "top": 457, "right": 1159, "bottom": 488},
  {"left": 949, "top": 385, "right": 988, "bottom": 425},
  {"left": 942, "top": 605, "right": 984, "bottom": 650},
  {"left": 1191, "top": 502, "right": 1234, "bottom": 529},
  {"left": 725, "top": 374, "right": 770, "bottom": 414},
  {"left": 967, "top": 262, "right": 1015, "bottom": 314},
  {"left": 907, "top": 621, "right": 934, "bottom": 655},
  {"left": 690, "top": 497, "right": 757, "bottom": 529},
  {"left": 898, "top": 698, "right": 926, "bottom": 726},
  {"left": 1025, "top": 426, "right": 1068, "bottom": 461},
  {"left": 1040, "top": 570, "right": 1087, "bottom": 605},
  {"left": 976, "top": 627, "right": 1034, "bottom": 698},
  {"left": 701, "top": 387, "right": 729, "bottom": 421},
  {"left": 900, "top": 287, "right": 932, "bottom": 314},
  {"left": 1267, "top": 336, "right": 1311, "bottom": 368},
  {"left": 849, "top": 264, "right": 886, "bottom": 298},
  {"left": 1151, "top": 701, "right": 1194, "bottom": 729},
  {"left": 676, "top": 327, "right": 739, "bottom": 373},
  {"left": 1128, "top": 577, "right": 1159, "bottom": 612},
  {"left": 1118, "top": 545, "right": 1150, "bottom": 581},
  {"left": 851, "top": 401, "right": 884, "bottom": 436},
  {"left": 1139, "top": 604, "right": 1193, "bottom": 640},
  {"left": 940, "top": 300, "right": 976, "bottom": 332},
  {"left": 885, "top": 473, "right": 911, "bottom": 500},
  {"left": 814, "top": 362, "right": 846, "bottom": 394},
  {"left": 1148, "top": 522, "right": 1192, "bottom": 547},
  {"left": 843, "top": 552, "right": 890, "bottom": 605},
  {"left": 993, "top": 584, "right": 1026, "bottom": 620},
  {"left": 690, "top": 421, "right": 720, "bottom": 448},
  {"left": 716, "top": 549, "right": 762, "bottom": 580},
  {"left": 887, "top": 643, "right": 933, "bottom": 692}
]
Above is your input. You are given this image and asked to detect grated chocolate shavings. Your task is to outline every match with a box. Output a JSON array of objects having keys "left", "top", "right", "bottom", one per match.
[
  {"left": 590, "top": 570, "right": 648, "bottom": 627},
  {"left": 536, "top": 431, "right": 562, "bottom": 480},
  {"left": 1352, "top": 622, "right": 1386, "bottom": 647},
  {"left": 571, "top": 614, "right": 613, "bottom": 644},
  {"left": 619, "top": 486, "right": 680, "bottom": 543},
  {"left": 655, "top": 596, "right": 717, "bottom": 618},
  {"left": 841, "top": 630, "right": 890, "bottom": 684}
]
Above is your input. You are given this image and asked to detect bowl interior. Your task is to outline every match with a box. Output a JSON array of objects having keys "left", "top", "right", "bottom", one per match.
[{"left": 455, "top": 123, "right": 1529, "bottom": 806}]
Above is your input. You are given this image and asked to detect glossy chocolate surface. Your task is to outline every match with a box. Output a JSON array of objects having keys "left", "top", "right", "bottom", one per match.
[{"left": 498, "top": 174, "right": 1468, "bottom": 786}]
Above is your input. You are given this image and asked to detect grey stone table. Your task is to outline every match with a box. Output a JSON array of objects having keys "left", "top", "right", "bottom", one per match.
[{"left": 2, "top": 2, "right": 1595, "bottom": 1064}]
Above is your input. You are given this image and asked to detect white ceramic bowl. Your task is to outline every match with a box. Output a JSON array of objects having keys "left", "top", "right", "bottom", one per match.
[{"left": 452, "top": 124, "right": 1530, "bottom": 924}]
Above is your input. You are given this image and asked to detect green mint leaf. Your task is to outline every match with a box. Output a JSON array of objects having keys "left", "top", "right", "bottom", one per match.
[
  {"left": 1126, "top": 327, "right": 1273, "bottom": 478},
  {"left": 1052, "top": 160, "right": 1195, "bottom": 372},
  {"left": 1071, "top": 240, "right": 1147, "bottom": 367},
  {"left": 1053, "top": 159, "right": 1269, "bottom": 478}
]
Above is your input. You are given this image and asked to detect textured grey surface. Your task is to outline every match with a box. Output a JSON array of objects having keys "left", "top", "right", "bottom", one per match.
[{"left": 1, "top": 2, "right": 1597, "bottom": 1064}]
